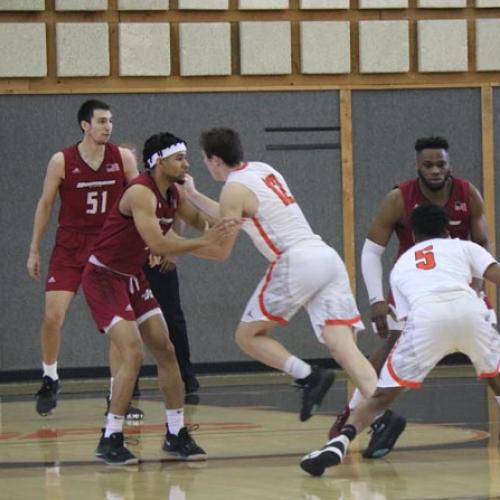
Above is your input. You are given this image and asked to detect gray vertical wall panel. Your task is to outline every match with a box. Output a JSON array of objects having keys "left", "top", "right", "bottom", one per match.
[
  {"left": 0, "top": 91, "right": 341, "bottom": 372},
  {"left": 352, "top": 88, "right": 482, "bottom": 354}
]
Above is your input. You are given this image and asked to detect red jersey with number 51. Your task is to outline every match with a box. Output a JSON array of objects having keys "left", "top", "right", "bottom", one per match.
[
  {"left": 58, "top": 143, "right": 125, "bottom": 234},
  {"left": 395, "top": 176, "right": 471, "bottom": 259}
]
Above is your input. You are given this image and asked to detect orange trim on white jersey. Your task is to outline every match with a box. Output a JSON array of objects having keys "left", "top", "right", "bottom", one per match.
[
  {"left": 251, "top": 216, "right": 282, "bottom": 256},
  {"left": 258, "top": 260, "right": 288, "bottom": 325},
  {"left": 387, "top": 352, "right": 422, "bottom": 389},
  {"left": 478, "top": 360, "right": 500, "bottom": 379},
  {"left": 325, "top": 316, "right": 361, "bottom": 326}
]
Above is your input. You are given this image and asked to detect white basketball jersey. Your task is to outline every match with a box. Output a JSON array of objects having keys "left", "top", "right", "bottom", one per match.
[
  {"left": 390, "top": 238, "right": 496, "bottom": 320},
  {"left": 226, "top": 162, "right": 321, "bottom": 261}
]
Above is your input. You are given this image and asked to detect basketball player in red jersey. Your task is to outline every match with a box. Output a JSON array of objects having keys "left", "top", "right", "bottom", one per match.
[
  {"left": 82, "top": 131, "right": 236, "bottom": 465},
  {"left": 27, "top": 100, "right": 139, "bottom": 417},
  {"left": 329, "top": 136, "right": 496, "bottom": 458}
]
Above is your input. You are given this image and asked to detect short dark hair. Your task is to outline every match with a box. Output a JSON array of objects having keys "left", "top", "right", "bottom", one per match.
[
  {"left": 142, "top": 131, "right": 186, "bottom": 169},
  {"left": 414, "top": 136, "right": 449, "bottom": 153},
  {"left": 200, "top": 128, "right": 243, "bottom": 167},
  {"left": 77, "top": 99, "right": 110, "bottom": 131},
  {"left": 410, "top": 203, "right": 449, "bottom": 239}
]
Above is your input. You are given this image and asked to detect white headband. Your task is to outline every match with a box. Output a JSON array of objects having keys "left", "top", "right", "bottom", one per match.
[{"left": 147, "top": 142, "right": 187, "bottom": 168}]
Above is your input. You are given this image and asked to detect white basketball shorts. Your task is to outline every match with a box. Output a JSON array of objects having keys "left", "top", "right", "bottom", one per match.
[
  {"left": 241, "top": 240, "right": 364, "bottom": 342},
  {"left": 378, "top": 292, "right": 500, "bottom": 388}
]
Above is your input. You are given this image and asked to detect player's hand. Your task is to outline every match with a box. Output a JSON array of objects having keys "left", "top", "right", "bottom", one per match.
[
  {"left": 183, "top": 174, "right": 197, "bottom": 198},
  {"left": 148, "top": 254, "right": 162, "bottom": 268},
  {"left": 158, "top": 257, "right": 177, "bottom": 273},
  {"left": 27, "top": 251, "right": 41, "bottom": 280},
  {"left": 148, "top": 253, "right": 177, "bottom": 272},
  {"left": 470, "top": 277, "right": 484, "bottom": 295},
  {"left": 202, "top": 218, "right": 240, "bottom": 245},
  {"left": 370, "top": 300, "right": 390, "bottom": 338}
]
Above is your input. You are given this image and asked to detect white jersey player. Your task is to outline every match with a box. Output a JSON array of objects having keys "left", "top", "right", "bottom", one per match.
[
  {"left": 386, "top": 237, "right": 499, "bottom": 388},
  {"left": 300, "top": 203, "right": 500, "bottom": 477},
  {"left": 186, "top": 127, "right": 378, "bottom": 422}
]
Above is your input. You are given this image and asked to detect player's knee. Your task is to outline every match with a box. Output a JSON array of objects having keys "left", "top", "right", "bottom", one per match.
[
  {"left": 373, "top": 387, "right": 400, "bottom": 407},
  {"left": 235, "top": 324, "right": 269, "bottom": 351},
  {"left": 148, "top": 336, "right": 176, "bottom": 369},
  {"left": 234, "top": 328, "right": 252, "bottom": 349},
  {"left": 359, "top": 376, "right": 378, "bottom": 400},
  {"left": 162, "top": 339, "right": 177, "bottom": 360},
  {"left": 146, "top": 328, "right": 174, "bottom": 353},
  {"left": 121, "top": 341, "right": 144, "bottom": 368},
  {"left": 42, "top": 309, "right": 66, "bottom": 331}
]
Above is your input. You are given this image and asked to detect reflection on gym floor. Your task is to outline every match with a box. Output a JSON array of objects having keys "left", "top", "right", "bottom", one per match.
[{"left": 0, "top": 370, "right": 498, "bottom": 500}]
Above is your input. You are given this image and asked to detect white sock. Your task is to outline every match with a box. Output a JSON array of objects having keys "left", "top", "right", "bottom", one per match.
[
  {"left": 109, "top": 377, "right": 114, "bottom": 399},
  {"left": 169, "top": 485, "right": 186, "bottom": 500},
  {"left": 104, "top": 413, "right": 124, "bottom": 438},
  {"left": 166, "top": 409, "right": 184, "bottom": 435},
  {"left": 106, "top": 493, "right": 123, "bottom": 500},
  {"left": 45, "top": 465, "right": 60, "bottom": 485},
  {"left": 348, "top": 388, "right": 367, "bottom": 410},
  {"left": 496, "top": 396, "right": 500, "bottom": 409},
  {"left": 43, "top": 362, "right": 58, "bottom": 381},
  {"left": 283, "top": 356, "right": 312, "bottom": 379}
]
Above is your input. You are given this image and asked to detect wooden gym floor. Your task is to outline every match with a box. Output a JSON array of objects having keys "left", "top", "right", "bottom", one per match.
[{"left": 0, "top": 367, "right": 498, "bottom": 500}]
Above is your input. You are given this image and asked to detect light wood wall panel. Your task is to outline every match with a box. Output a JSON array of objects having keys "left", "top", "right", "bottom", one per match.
[{"left": 1, "top": 3, "right": 500, "bottom": 93}]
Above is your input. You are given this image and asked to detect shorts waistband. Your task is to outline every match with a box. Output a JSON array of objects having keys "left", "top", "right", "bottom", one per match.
[
  {"left": 89, "top": 255, "right": 140, "bottom": 293},
  {"left": 89, "top": 255, "right": 134, "bottom": 278}
]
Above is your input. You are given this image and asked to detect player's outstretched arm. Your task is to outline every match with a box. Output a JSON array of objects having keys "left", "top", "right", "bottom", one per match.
[
  {"left": 183, "top": 173, "right": 220, "bottom": 219},
  {"left": 186, "top": 182, "right": 249, "bottom": 261},
  {"left": 126, "top": 184, "right": 237, "bottom": 257},
  {"left": 176, "top": 187, "right": 217, "bottom": 231},
  {"left": 166, "top": 220, "right": 241, "bottom": 261}
]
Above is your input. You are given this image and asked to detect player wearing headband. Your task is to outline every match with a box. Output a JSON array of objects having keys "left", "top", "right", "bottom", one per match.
[{"left": 81, "top": 131, "right": 237, "bottom": 465}]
